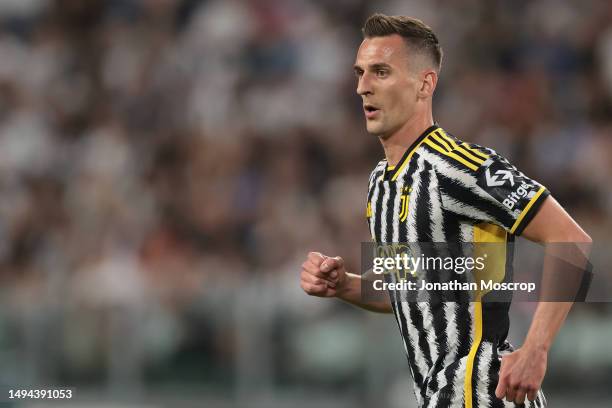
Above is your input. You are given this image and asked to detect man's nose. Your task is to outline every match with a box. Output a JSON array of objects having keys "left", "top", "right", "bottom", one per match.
[{"left": 357, "top": 73, "right": 373, "bottom": 96}]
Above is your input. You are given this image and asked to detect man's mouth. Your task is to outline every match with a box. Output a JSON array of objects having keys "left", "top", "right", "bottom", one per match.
[{"left": 364, "top": 104, "right": 380, "bottom": 119}]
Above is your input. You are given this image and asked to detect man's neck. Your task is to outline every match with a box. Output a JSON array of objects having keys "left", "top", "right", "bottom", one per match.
[{"left": 381, "top": 116, "right": 434, "bottom": 167}]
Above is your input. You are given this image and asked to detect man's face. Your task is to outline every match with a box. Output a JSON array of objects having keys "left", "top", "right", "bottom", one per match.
[{"left": 354, "top": 35, "right": 422, "bottom": 139}]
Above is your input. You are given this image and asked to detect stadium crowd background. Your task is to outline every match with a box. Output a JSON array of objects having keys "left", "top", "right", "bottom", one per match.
[{"left": 0, "top": 0, "right": 610, "bottom": 406}]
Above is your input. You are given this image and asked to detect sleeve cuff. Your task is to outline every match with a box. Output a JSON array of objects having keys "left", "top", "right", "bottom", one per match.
[{"left": 510, "top": 186, "right": 550, "bottom": 236}]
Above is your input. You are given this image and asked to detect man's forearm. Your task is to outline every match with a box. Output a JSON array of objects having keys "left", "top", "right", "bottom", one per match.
[
  {"left": 522, "top": 302, "right": 572, "bottom": 352},
  {"left": 337, "top": 272, "right": 393, "bottom": 313},
  {"left": 523, "top": 246, "right": 583, "bottom": 352},
  {"left": 520, "top": 197, "right": 592, "bottom": 352}
]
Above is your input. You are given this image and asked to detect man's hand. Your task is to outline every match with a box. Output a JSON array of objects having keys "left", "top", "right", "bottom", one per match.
[
  {"left": 300, "top": 252, "right": 347, "bottom": 298},
  {"left": 495, "top": 346, "right": 547, "bottom": 404},
  {"left": 300, "top": 252, "right": 392, "bottom": 313}
]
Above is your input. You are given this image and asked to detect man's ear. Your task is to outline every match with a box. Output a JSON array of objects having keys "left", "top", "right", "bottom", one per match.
[{"left": 418, "top": 70, "right": 438, "bottom": 98}]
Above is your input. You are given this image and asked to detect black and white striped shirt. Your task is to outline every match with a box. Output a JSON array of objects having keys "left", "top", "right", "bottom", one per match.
[{"left": 366, "top": 125, "right": 548, "bottom": 408}]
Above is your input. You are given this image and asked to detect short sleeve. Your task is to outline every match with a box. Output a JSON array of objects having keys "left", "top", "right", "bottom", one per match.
[{"left": 437, "top": 148, "right": 549, "bottom": 235}]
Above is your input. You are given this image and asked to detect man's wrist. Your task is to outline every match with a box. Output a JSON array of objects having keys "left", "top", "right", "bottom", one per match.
[
  {"left": 522, "top": 338, "right": 550, "bottom": 354},
  {"left": 334, "top": 272, "right": 358, "bottom": 300}
]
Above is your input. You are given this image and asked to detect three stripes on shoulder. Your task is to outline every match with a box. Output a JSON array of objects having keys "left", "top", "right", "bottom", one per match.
[{"left": 424, "top": 130, "right": 489, "bottom": 171}]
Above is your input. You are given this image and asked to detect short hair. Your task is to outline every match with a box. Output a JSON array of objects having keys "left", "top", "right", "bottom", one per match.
[{"left": 362, "top": 13, "right": 443, "bottom": 72}]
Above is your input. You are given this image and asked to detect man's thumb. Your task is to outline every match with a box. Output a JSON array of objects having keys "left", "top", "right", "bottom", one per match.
[{"left": 321, "top": 256, "right": 344, "bottom": 272}]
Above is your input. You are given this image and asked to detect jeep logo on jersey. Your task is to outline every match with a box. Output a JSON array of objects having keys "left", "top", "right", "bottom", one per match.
[{"left": 485, "top": 168, "right": 515, "bottom": 187}]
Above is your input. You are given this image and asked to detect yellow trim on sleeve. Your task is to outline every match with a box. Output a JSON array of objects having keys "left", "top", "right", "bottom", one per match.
[{"left": 510, "top": 186, "right": 546, "bottom": 234}]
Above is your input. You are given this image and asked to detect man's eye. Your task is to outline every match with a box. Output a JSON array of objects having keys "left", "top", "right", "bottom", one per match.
[{"left": 376, "top": 70, "right": 388, "bottom": 77}]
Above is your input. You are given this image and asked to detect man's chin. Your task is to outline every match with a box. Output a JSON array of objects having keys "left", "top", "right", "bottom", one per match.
[
  {"left": 365, "top": 122, "right": 381, "bottom": 134},
  {"left": 366, "top": 123, "right": 391, "bottom": 139}
]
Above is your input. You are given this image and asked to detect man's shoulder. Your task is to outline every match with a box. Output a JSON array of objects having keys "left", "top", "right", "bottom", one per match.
[
  {"left": 418, "top": 127, "right": 498, "bottom": 174},
  {"left": 369, "top": 159, "right": 387, "bottom": 175},
  {"left": 368, "top": 159, "right": 387, "bottom": 185}
]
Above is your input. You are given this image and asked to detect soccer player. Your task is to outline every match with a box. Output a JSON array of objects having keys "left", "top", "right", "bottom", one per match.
[{"left": 300, "top": 13, "right": 592, "bottom": 408}]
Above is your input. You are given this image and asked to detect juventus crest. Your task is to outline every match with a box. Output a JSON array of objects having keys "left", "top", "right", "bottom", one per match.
[{"left": 399, "top": 186, "right": 412, "bottom": 222}]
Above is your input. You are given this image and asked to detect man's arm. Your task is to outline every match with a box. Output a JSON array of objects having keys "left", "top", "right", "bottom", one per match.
[
  {"left": 495, "top": 196, "right": 592, "bottom": 404},
  {"left": 300, "top": 252, "right": 393, "bottom": 313}
]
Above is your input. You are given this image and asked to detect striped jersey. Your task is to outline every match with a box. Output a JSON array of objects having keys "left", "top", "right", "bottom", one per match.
[{"left": 366, "top": 125, "right": 549, "bottom": 408}]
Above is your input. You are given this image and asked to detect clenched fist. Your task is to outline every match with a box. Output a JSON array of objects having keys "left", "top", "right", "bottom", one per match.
[
  {"left": 300, "top": 252, "right": 347, "bottom": 297},
  {"left": 495, "top": 346, "right": 547, "bottom": 404}
]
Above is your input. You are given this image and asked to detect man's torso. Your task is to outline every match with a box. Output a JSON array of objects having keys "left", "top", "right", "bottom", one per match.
[{"left": 366, "top": 125, "right": 548, "bottom": 408}]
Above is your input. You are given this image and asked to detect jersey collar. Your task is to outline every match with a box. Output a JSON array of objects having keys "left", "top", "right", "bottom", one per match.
[{"left": 384, "top": 124, "right": 439, "bottom": 181}]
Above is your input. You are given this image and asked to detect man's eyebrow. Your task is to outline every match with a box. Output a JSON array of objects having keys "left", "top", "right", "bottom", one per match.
[
  {"left": 369, "top": 63, "right": 391, "bottom": 70},
  {"left": 353, "top": 63, "right": 392, "bottom": 71}
]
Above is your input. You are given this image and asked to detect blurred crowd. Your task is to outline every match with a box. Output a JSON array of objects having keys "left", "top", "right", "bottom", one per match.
[{"left": 0, "top": 0, "right": 611, "bottom": 398}]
